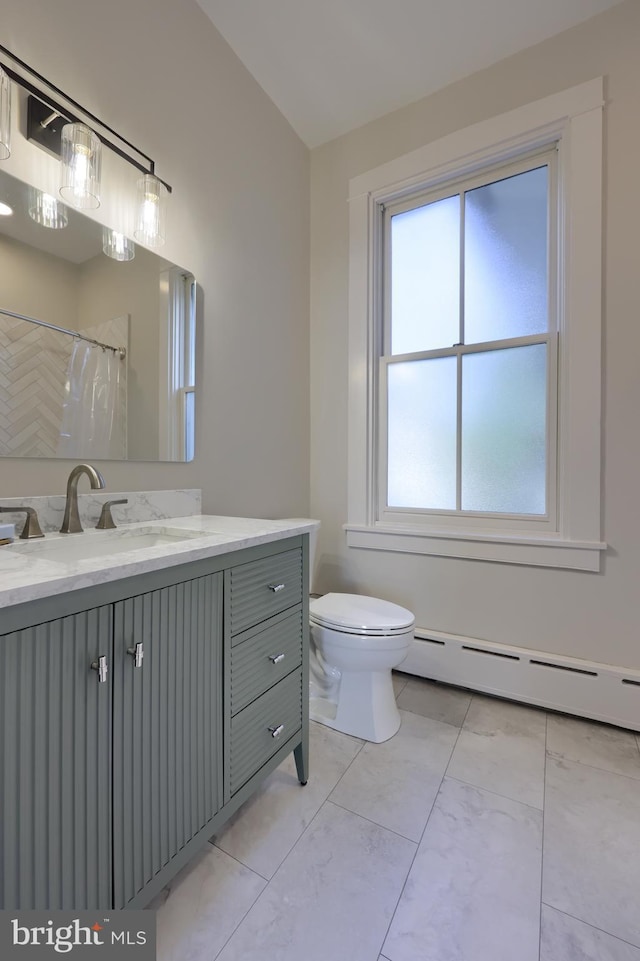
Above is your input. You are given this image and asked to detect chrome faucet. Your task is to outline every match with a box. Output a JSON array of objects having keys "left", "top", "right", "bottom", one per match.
[{"left": 60, "top": 464, "right": 106, "bottom": 534}]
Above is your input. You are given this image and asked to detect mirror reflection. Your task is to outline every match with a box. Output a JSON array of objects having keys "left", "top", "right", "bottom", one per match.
[{"left": 0, "top": 167, "right": 195, "bottom": 461}]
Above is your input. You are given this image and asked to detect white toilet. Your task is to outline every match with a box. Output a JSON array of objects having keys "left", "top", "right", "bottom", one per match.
[{"left": 309, "top": 592, "right": 415, "bottom": 743}]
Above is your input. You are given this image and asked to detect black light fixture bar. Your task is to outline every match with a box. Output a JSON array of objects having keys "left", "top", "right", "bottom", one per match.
[{"left": 0, "top": 42, "right": 172, "bottom": 193}]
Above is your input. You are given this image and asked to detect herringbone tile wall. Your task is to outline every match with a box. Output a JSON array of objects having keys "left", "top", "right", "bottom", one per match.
[
  {"left": 0, "top": 314, "right": 128, "bottom": 458},
  {"left": 0, "top": 317, "right": 70, "bottom": 457}
]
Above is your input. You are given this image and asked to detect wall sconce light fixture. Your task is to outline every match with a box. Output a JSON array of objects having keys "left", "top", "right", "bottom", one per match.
[
  {"left": 0, "top": 44, "right": 171, "bottom": 241},
  {"left": 103, "top": 227, "right": 135, "bottom": 261},
  {"left": 28, "top": 186, "right": 68, "bottom": 229}
]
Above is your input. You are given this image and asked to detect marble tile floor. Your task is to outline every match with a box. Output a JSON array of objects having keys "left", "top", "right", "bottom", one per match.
[{"left": 149, "top": 673, "right": 640, "bottom": 961}]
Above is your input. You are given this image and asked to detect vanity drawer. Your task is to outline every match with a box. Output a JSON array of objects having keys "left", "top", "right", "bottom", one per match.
[
  {"left": 228, "top": 669, "right": 302, "bottom": 797},
  {"left": 230, "top": 609, "right": 303, "bottom": 716},
  {"left": 228, "top": 548, "right": 302, "bottom": 636}
]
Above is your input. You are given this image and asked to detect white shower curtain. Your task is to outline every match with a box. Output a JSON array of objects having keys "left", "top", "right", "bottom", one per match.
[{"left": 57, "top": 341, "right": 126, "bottom": 459}]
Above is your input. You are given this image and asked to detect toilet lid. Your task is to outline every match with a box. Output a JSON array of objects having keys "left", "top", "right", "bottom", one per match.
[{"left": 310, "top": 593, "right": 415, "bottom": 635}]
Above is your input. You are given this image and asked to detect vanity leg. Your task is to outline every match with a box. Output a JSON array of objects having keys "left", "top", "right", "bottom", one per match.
[{"left": 294, "top": 742, "right": 308, "bottom": 785}]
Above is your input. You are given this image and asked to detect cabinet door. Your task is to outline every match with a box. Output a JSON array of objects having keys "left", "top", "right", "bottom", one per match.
[
  {"left": 112, "top": 572, "right": 222, "bottom": 908},
  {"left": 0, "top": 608, "right": 113, "bottom": 910}
]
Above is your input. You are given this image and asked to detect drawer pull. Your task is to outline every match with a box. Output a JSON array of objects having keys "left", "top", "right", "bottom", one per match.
[
  {"left": 268, "top": 653, "right": 286, "bottom": 664},
  {"left": 127, "top": 642, "right": 144, "bottom": 668},
  {"left": 268, "top": 583, "right": 285, "bottom": 593},
  {"left": 90, "top": 655, "right": 108, "bottom": 684},
  {"left": 268, "top": 724, "right": 285, "bottom": 739}
]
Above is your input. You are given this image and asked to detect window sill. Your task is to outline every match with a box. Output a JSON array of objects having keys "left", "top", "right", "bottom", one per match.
[{"left": 344, "top": 524, "right": 606, "bottom": 571}]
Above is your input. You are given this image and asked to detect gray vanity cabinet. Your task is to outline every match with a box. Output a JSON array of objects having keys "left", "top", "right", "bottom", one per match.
[
  {"left": 0, "top": 533, "right": 308, "bottom": 911},
  {"left": 0, "top": 607, "right": 113, "bottom": 910},
  {"left": 112, "top": 573, "right": 222, "bottom": 908}
]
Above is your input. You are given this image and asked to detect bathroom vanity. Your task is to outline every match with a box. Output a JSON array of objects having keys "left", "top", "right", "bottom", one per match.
[{"left": 0, "top": 513, "right": 315, "bottom": 910}]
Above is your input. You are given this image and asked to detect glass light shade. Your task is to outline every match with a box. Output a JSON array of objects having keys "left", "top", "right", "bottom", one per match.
[
  {"left": 134, "top": 174, "right": 167, "bottom": 246},
  {"left": 0, "top": 66, "right": 11, "bottom": 160},
  {"left": 60, "top": 122, "right": 101, "bottom": 209},
  {"left": 102, "top": 227, "right": 135, "bottom": 261},
  {"left": 28, "top": 187, "right": 68, "bottom": 229}
]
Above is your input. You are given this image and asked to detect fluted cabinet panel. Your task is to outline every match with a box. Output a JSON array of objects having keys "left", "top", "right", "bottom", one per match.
[
  {"left": 227, "top": 669, "right": 302, "bottom": 799},
  {"left": 111, "top": 573, "right": 222, "bottom": 909},
  {"left": 228, "top": 549, "right": 302, "bottom": 636},
  {"left": 0, "top": 608, "right": 113, "bottom": 910},
  {"left": 230, "top": 609, "right": 303, "bottom": 715}
]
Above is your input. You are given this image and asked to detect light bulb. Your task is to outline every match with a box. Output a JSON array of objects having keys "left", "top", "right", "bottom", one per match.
[
  {"left": 60, "top": 122, "right": 101, "bottom": 209},
  {"left": 134, "top": 174, "right": 167, "bottom": 247}
]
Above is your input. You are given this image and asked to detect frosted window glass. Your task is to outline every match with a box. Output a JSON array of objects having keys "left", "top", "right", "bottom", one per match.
[
  {"left": 464, "top": 167, "right": 548, "bottom": 344},
  {"left": 388, "top": 357, "right": 457, "bottom": 509},
  {"left": 391, "top": 195, "right": 460, "bottom": 354},
  {"left": 461, "top": 345, "right": 547, "bottom": 514}
]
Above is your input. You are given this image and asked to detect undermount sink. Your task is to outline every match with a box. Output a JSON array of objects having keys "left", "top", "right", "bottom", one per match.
[{"left": 7, "top": 527, "right": 208, "bottom": 564}]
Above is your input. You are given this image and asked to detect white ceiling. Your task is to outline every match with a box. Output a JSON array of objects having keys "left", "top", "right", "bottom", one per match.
[{"left": 195, "top": 0, "right": 621, "bottom": 147}]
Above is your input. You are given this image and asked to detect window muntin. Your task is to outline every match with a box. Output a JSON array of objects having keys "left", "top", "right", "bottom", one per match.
[{"left": 380, "top": 153, "right": 555, "bottom": 526}]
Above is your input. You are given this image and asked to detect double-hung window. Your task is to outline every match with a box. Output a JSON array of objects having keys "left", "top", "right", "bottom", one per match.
[
  {"left": 381, "top": 153, "right": 555, "bottom": 529},
  {"left": 346, "top": 79, "right": 605, "bottom": 571}
]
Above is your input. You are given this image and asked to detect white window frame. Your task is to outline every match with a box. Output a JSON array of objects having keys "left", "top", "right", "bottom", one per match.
[
  {"left": 345, "top": 78, "right": 605, "bottom": 572},
  {"left": 380, "top": 150, "right": 558, "bottom": 531},
  {"left": 158, "top": 268, "right": 196, "bottom": 461}
]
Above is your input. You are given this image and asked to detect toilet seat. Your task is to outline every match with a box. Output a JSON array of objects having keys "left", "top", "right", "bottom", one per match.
[{"left": 309, "top": 593, "right": 415, "bottom": 636}]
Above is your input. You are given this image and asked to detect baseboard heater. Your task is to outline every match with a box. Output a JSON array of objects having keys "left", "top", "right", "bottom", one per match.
[{"left": 400, "top": 629, "right": 640, "bottom": 732}]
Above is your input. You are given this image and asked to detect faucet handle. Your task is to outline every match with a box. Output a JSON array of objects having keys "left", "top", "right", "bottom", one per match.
[
  {"left": 0, "top": 506, "right": 44, "bottom": 539},
  {"left": 96, "top": 499, "right": 128, "bottom": 530}
]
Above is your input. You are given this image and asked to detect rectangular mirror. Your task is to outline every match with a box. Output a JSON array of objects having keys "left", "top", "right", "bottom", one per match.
[{"left": 0, "top": 167, "right": 195, "bottom": 461}]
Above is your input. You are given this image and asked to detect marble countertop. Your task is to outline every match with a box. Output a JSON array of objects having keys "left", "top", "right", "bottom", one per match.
[{"left": 0, "top": 515, "right": 319, "bottom": 610}]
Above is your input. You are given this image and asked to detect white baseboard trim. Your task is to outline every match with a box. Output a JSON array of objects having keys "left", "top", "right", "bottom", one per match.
[{"left": 400, "top": 629, "right": 640, "bottom": 732}]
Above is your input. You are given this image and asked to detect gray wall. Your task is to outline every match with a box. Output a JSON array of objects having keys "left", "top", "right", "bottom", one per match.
[
  {"left": 1, "top": 0, "right": 310, "bottom": 519},
  {"left": 309, "top": 0, "right": 640, "bottom": 670},
  {"left": 0, "top": 234, "right": 79, "bottom": 327}
]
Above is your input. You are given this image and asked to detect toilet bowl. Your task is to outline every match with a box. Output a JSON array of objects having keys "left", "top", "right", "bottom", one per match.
[{"left": 309, "top": 592, "right": 415, "bottom": 743}]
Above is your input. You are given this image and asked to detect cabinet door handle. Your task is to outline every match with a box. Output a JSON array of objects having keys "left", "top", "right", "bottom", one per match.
[
  {"left": 268, "top": 653, "right": 285, "bottom": 664},
  {"left": 127, "top": 642, "right": 144, "bottom": 668},
  {"left": 90, "top": 655, "right": 108, "bottom": 684},
  {"left": 268, "top": 583, "right": 285, "bottom": 593},
  {"left": 268, "top": 724, "right": 285, "bottom": 739}
]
